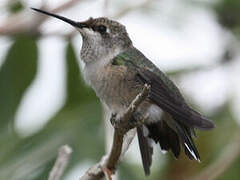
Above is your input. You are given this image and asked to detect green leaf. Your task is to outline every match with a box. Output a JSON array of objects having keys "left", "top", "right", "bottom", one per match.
[{"left": 0, "top": 36, "right": 38, "bottom": 130}]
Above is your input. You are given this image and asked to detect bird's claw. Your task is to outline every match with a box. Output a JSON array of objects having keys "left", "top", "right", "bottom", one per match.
[{"left": 129, "top": 118, "right": 142, "bottom": 128}]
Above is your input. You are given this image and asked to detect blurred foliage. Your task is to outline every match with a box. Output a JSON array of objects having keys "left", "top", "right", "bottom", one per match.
[
  {"left": 0, "top": 40, "right": 104, "bottom": 179},
  {"left": 215, "top": 0, "right": 240, "bottom": 32},
  {"left": 7, "top": 1, "right": 25, "bottom": 14},
  {"left": 0, "top": 0, "right": 240, "bottom": 179},
  {"left": 0, "top": 36, "right": 37, "bottom": 129}
]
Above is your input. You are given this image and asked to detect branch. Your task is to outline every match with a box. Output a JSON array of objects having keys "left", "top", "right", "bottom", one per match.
[
  {"left": 48, "top": 145, "right": 73, "bottom": 180},
  {"left": 79, "top": 84, "right": 151, "bottom": 180},
  {"left": 0, "top": 0, "right": 84, "bottom": 35},
  {"left": 191, "top": 133, "right": 240, "bottom": 180}
]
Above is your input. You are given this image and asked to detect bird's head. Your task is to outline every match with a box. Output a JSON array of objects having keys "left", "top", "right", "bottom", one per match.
[{"left": 31, "top": 8, "right": 132, "bottom": 64}]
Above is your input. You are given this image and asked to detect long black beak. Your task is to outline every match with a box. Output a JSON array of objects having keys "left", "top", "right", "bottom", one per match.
[{"left": 31, "top": 8, "right": 88, "bottom": 28}]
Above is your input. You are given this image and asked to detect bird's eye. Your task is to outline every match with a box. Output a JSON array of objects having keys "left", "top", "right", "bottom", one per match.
[{"left": 97, "top": 25, "right": 107, "bottom": 33}]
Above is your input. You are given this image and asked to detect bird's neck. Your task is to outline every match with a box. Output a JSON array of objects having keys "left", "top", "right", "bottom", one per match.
[
  {"left": 82, "top": 44, "right": 126, "bottom": 86},
  {"left": 80, "top": 35, "right": 133, "bottom": 65}
]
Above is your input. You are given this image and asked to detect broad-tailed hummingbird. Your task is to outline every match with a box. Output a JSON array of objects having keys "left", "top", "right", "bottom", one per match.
[{"left": 31, "top": 8, "right": 215, "bottom": 176}]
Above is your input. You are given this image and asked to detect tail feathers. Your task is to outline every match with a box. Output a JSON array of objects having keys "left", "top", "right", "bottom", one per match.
[
  {"left": 174, "top": 120, "right": 200, "bottom": 161},
  {"left": 147, "top": 121, "right": 180, "bottom": 158},
  {"left": 137, "top": 126, "right": 153, "bottom": 176},
  {"left": 147, "top": 120, "right": 200, "bottom": 161}
]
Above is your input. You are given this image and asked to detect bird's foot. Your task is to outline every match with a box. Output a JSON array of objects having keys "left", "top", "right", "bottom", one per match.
[
  {"left": 110, "top": 112, "right": 148, "bottom": 134},
  {"left": 128, "top": 112, "right": 149, "bottom": 128},
  {"left": 128, "top": 118, "right": 143, "bottom": 129}
]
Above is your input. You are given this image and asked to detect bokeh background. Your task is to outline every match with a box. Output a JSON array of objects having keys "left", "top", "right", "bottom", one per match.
[{"left": 0, "top": 0, "right": 240, "bottom": 179}]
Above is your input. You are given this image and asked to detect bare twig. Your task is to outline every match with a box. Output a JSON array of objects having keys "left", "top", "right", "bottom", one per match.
[
  {"left": 48, "top": 145, "right": 73, "bottom": 180},
  {"left": 79, "top": 164, "right": 104, "bottom": 180},
  {"left": 0, "top": 0, "right": 83, "bottom": 35},
  {"left": 191, "top": 133, "right": 240, "bottom": 180},
  {"left": 79, "top": 84, "right": 150, "bottom": 180}
]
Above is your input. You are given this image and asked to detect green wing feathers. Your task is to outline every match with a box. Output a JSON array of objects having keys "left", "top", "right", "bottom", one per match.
[{"left": 112, "top": 47, "right": 215, "bottom": 130}]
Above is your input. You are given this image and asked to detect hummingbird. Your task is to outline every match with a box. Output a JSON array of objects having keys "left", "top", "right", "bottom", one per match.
[{"left": 31, "top": 8, "right": 215, "bottom": 176}]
